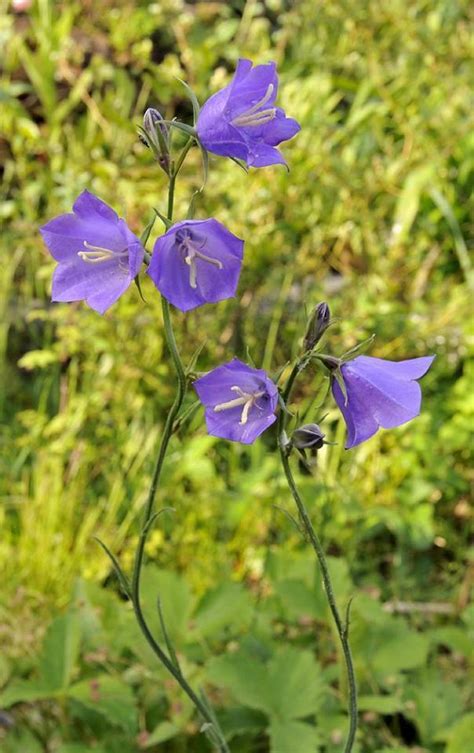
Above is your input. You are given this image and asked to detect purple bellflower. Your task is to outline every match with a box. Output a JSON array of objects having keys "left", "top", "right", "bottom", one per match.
[
  {"left": 147, "top": 219, "right": 243, "bottom": 312},
  {"left": 40, "top": 191, "right": 144, "bottom": 314},
  {"left": 194, "top": 358, "right": 278, "bottom": 444},
  {"left": 332, "top": 355, "right": 435, "bottom": 449},
  {"left": 196, "top": 58, "right": 301, "bottom": 168}
]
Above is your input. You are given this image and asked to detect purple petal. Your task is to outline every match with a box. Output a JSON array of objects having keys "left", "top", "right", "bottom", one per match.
[
  {"left": 205, "top": 407, "right": 276, "bottom": 445},
  {"left": 194, "top": 359, "right": 265, "bottom": 405},
  {"left": 40, "top": 214, "right": 124, "bottom": 263},
  {"left": 333, "top": 355, "right": 434, "bottom": 449},
  {"left": 248, "top": 143, "right": 287, "bottom": 167},
  {"left": 332, "top": 378, "right": 378, "bottom": 448},
  {"left": 147, "top": 219, "right": 243, "bottom": 312},
  {"left": 263, "top": 110, "right": 301, "bottom": 146},
  {"left": 194, "top": 358, "right": 278, "bottom": 444},
  {"left": 227, "top": 61, "right": 278, "bottom": 119},
  {"left": 353, "top": 355, "right": 435, "bottom": 381},
  {"left": 52, "top": 260, "right": 130, "bottom": 314},
  {"left": 73, "top": 190, "right": 119, "bottom": 223}
]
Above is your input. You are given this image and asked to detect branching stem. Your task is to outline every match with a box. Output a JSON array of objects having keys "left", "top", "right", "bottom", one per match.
[{"left": 277, "top": 357, "right": 358, "bottom": 753}]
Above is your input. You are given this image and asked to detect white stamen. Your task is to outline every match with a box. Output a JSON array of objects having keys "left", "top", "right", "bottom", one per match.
[
  {"left": 179, "top": 234, "right": 223, "bottom": 289},
  {"left": 78, "top": 241, "right": 127, "bottom": 264},
  {"left": 231, "top": 84, "right": 276, "bottom": 127},
  {"left": 213, "top": 386, "right": 265, "bottom": 425}
]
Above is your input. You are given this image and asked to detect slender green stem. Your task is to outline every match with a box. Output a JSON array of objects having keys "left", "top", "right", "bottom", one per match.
[
  {"left": 277, "top": 358, "right": 358, "bottom": 753},
  {"left": 129, "top": 142, "right": 230, "bottom": 753}
]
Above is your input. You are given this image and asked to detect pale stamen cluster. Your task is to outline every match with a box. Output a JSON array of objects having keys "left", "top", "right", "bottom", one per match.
[
  {"left": 231, "top": 84, "right": 276, "bottom": 128},
  {"left": 77, "top": 240, "right": 128, "bottom": 264},
  {"left": 214, "top": 386, "right": 265, "bottom": 425},
  {"left": 178, "top": 233, "right": 223, "bottom": 289}
]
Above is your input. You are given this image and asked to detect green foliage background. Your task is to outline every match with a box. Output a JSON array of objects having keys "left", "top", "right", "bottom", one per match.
[{"left": 0, "top": 1, "right": 472, "bottom": 751}]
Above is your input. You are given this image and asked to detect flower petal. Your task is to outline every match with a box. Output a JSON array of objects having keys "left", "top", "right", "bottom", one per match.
[
  {"left": 332, "top": 378, "right": 379, "bottom": 448},
  {"left": 353, "top": 355, "right": 435, "bottom": 382},
  {"left": 248, "top": 143, "right": 287, "bottom": 167},
  {"left": 73, "top": 190, "right": 119, "bottom": 223},
  {"left": 52, "top": 259, "right": 130, "bottom": 314}
]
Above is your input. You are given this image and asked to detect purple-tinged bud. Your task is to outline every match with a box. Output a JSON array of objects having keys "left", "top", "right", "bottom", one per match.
[
  {"left": 293, "top": 423, "right": 326, "bottom": 451},
  {"left": 140, "top": 108, "right": 170, "bottom": 174},
  {"left": 304, "top": 302, "right": 331, "bottom": 351}
]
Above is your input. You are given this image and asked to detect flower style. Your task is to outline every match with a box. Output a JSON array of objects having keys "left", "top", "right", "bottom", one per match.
[
  {"left": 194, "top": 358, "right": 278, "bottom": 444},
  {"left": 40, "top": 190, "right": 144, "bottom": 314},
  {"left": 332, "top": 355, "right": 435, "bottom": 449},
  {"left": 196, "top": 58, "right": 301, "bottom": 167},
  {"left": 147, "top": 219, "right": 244, "bottom": 312}
]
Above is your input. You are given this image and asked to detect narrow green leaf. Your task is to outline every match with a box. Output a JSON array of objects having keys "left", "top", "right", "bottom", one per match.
[{"left": 176, "top": 78, "right": 201, "bottom": 124}]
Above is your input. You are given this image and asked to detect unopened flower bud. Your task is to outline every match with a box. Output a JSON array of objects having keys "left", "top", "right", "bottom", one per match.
[
  {"left": 293, "top": 423, "right": 326, "bottom": 451},
  {"left": 141, "top": 108, "right": 170, "bottom": 174},
  {"left": 304, "top": 302, "right": 331, "bottom": 351}
]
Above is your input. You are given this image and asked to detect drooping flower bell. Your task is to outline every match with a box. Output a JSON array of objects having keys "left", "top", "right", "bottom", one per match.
[
  {"left": 147, "top": 219, "right": 244, "bottom": 312},
  {"left": 194, "top": 358, "right": 278, "bottom": 444},
  {"left": 196, "top": 58, "right": 301, "bottom": 168},
  {"left": 332, "top": 355, "right": 435, "bottom": 449},
  {"left": 40, "top": 190, "right": 144, "bottom": 314}
]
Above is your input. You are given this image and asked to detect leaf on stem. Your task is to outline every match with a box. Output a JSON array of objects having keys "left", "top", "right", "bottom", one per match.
[
  {"left": 157, "top": 597, "right": 182, "bottom": 673},
  {"left": 93, "top": 537, "right": 131, "bottom": 598}
]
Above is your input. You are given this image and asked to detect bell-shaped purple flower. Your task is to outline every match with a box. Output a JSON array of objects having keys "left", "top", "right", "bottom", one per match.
[
  {"left": 194, "top": 358, "right": 278, "bottom": 444},
  {"left": 332, "top": 355, "right": 435, "bottom": 449},
  {"left": 147, "top": 219, "right": 243, "bottom": 312},
  {"left": 40, "top": 191, "right": 144, "bottom": 314},
  {"left": 196, "top": 58, "right": 301, "bottom": 168}
]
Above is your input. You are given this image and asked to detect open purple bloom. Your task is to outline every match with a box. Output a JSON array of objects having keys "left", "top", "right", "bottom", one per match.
[
  {"left": 147, "top": 219, "right": 243, "bottom": 312},
  {"left": 332, "top": 355, "right": 435, "bottom": 449},
  {"left": 194, "top": 358, "right": 278, "bottom": 444},
  {"left": 40, "top": 190, "right": 144, "bottom": 314},
  {"left": 196, "top": 58, "right": 301, "bottom": 168}
]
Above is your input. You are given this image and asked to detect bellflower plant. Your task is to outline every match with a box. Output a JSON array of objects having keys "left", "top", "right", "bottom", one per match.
[
  {"left": 196, "top": 58, "right": 301, "bottom": 167},
  {"left": 147, "top": 219, "right": 244, "bottom": 311},
  {"left": 40, "top": 60, "right": 436, "bottom": 753},
  {"left": 40, "top": 190, "right": 144, "bottom": 314},
  {"left": 194, "top": 359, "right": 278, "bottom": 443},
  {"left": 332, "top": 355, "right": 435, "bottom": 448}
]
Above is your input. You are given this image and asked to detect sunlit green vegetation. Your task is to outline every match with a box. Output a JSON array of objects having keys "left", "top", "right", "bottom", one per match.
[{"left": 1, "top": 1, "right": 472, "bottom": 751}]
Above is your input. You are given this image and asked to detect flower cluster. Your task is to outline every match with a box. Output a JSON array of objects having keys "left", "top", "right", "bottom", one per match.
[{"left": 40, "top": 59, "right": 434, "bottom": 449}]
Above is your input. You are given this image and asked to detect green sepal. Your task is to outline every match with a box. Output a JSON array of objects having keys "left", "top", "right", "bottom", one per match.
[
  {"left": 160, "top": 119, "right": 197, "bottom": 138},
  {"left": 134, "top": 274, "right": 147, "bottom": 304},
  {"left": 341, "top": 333, "right": 376, "bottom": 362},
  {"left": 332, "top": 367, "right": 348, "bottom": 405},
  {"left": 186, "top": 189, "right": 200, "bottom": 219},
  {"left": 153, "top": 207, "right": 173, "bottom": 230},
  {"left": 140, "top": 213, "right": 158, "bottom": 246},
  {"left": 245, "top": 346, "right": 257, "bottom": 369},
  {"left": 194, "top": 134, "right": 209, "bottom": 190},
  {"left": 176, "top": 77, "right": 201, "bottom": 125},
  {"left": 229, "top": 156, "right": 249, "bottom": 173},
  {"left": 172, "top": 400, "right": 201, "bottom": 434},
  {"left": 186, "top": 340, "right": 206, "bottom": 375}
]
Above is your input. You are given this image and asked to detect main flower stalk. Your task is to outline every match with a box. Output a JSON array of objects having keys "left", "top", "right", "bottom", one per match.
[
  {"left": 129, "top": 145, "right": 230, "bottom": 753},
  {"left": 277, "top": 358, "right": 358, "bottom": 753}
]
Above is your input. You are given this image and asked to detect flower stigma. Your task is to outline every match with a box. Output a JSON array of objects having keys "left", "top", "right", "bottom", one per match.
[
  {"left": 231, "top": 84, "right": 276, "bottom": 127},
  {"left": 213, "top": 386, "right": 265, "bottom": 425},
  {"left": 177, "top": 230, "right": 223, "bottom": 289},
  {"left": 78, "top": 241, "right": 128, "bottom": 264}
]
